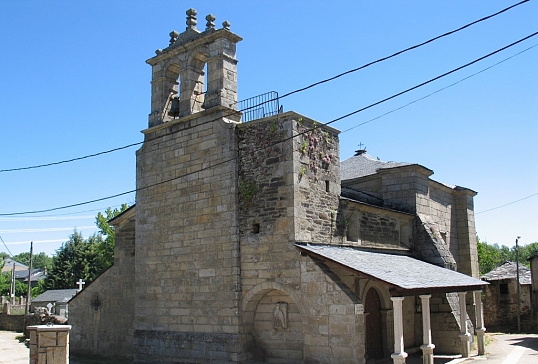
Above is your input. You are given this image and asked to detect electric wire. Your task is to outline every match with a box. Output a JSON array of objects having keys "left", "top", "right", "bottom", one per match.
[
  {"left": 273, "top": 31, "right": 538, "bottom": 146},
  {"left": 0, "top": 236, "right": 14, "bottom": 256},
  {"left": 11, "top": 43, "right": 534, "bottom": 221},
  {"left": 476, "top": 192, "right": 538, "bottom": 214},
  {"left": 0, "top": 0, "right": 529, "bottom": 173},
  {"left": 1, "top": 31, "right": 536, "bottom": 216},
  {"left": 277, "top": 0, "right": 531, "bottom": 101},
  {"left": 341, "top": 43, "right": 538, "bottom": 133}
]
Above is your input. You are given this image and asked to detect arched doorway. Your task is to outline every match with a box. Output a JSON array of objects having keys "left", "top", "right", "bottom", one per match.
[{"left": 365, "top": 288, "right": 384, "bottom": 360}]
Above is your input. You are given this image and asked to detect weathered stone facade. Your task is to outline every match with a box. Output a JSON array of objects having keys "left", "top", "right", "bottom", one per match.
[
  {"left": 69, "top": 9, "right": 485, "bottom": 363},
  {"left": 69, "top": 207, "right": 135, "bottom": 358},
  {"left": 341, "top": 162, "right": 478, "bottom": 277},
  {"left": 481, "top": 262, "right": 533, "bottom": 331}
]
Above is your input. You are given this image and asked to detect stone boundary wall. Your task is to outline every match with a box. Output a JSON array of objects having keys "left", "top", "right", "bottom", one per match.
[{"left": 0, "top": 313, "right": 25, "bottom": 331}]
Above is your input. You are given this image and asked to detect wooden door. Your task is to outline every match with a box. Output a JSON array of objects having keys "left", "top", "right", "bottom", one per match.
[{"left": 365, "top": 288, "right": 384, "bottom": 360}]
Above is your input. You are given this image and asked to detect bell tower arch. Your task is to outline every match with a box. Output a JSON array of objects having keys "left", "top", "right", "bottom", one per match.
[{"left": 146, "top": 8, "right": 242, "bottom": 127}]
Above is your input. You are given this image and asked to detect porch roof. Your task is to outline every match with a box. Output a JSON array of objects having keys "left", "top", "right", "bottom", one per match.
[{"left": 296, "top": 244, "right": 487, "bottom": 296}]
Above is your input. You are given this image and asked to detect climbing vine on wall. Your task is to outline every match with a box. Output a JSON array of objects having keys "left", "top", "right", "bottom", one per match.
[
  {"left": 297, "top": 118, "right": 337, "bottom": 181},
  {"left": 239, "top": 179, "right": 258, "bottom": 207}
]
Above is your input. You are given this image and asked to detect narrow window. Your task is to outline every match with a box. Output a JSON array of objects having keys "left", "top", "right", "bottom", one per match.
[
  {"left": 252, "top": 223, "right": 260, "bottom": 234},
  {"left": 325, "top": 180, "right": 330, "bottom": 192}
]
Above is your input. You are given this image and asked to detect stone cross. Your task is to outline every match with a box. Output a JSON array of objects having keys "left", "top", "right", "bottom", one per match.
[
  {"left": 46, "top": 302, "right": 53, "bottom": 314},
  {"left": 76, "top": 278, "right": 86, "bottom": 292}
]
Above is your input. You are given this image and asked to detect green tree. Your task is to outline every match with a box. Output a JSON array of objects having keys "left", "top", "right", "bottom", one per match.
[
  {"left": 0, "top": 272, "right": 27, "bottom": 297},
  {"left": 92, "top": 204, "right": 129, "bottom": 269},
  {"left": 477, "top": 236, "right": 538, "bottom": 275},
  {"left": 44, "top": 205, "right": 130, "bottom": 290},
  {"left": 44, "top": 231, "right": 101, "bottom": 290},
  {"left": 11, "top": 252, "right": 53, "bottom": 270},
  {"left": 31, "top": 279, "right": 46, "bottom": 298},
  {"left": 477, "top": 238, "right": 503, "bottom": 275},
  {"left": 0, "top": 271, "right": 11, "bottom": 296}
]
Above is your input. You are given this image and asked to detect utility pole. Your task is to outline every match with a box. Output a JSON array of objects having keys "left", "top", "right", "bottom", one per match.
[
  {"left": 25, "top": 241, "right": 33, "bottom": 315},
  {"left": 516, "top": 236, "right": 521, "bottom": 332},
  {"left": 10, "top": 262, "right": 15, "bottom": 305}
]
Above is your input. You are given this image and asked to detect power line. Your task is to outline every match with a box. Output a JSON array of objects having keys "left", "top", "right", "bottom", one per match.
[
  {"left": 1, "top": 0, "right": 529, "bottom": 174},
  {"left": 0, "top": 142, "right": 143, "bottom": 173},
  {"left": 278, "top": 0, "right": 531, "bottom": 100},
  {"left": 1, "top": 31, "right": 536, "bottom": 217},
  {"left": 341, "top": 43, "right": 538, "bottom": 133},
  {"left": 0, "top": 236, "right": 14, "bottom": 256},
  {"left": 0, "top": 226, "right": 96, "bottom": 233},
  {"left": 6, "top": 44, "right": 535, "bottom": 220},
  {"left": 274, "top": 31, "right": 538, "bottom": 146},
  {"left": 476, "top": 192, "right": 538, "bottom": 214},
  {"left": 6, "top": 43, "right": 535, "bottom": 221}
]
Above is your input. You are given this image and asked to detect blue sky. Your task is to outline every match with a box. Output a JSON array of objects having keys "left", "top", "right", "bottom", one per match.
[{"left": 1, "top": 0, "right": 537, "bottom": 257}]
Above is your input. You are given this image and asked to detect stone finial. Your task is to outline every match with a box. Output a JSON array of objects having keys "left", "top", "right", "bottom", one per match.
[
  {"left": 169, "top": 30, "right": 179, "bottom": 46},
  {"left": 222, "top": 20, "right": 231, "bottom": 30},
  {"left": 186, "top": 8, "right": 197, "bottom": 30},
  {"left": 205, "top": 14, "right": 216, "bottom": 30}
]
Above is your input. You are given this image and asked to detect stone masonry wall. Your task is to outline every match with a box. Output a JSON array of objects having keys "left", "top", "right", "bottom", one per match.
[
  {"left": 429, "top": 293, "right": 461, "bottom": 354},
  {"left": 483, "top": 279, "right": 532, "bottom": 330},
  {"left": 300, "top": 258, "right": 364, "bottom": 363},
  {"left": 294, "top": 116, "right": 341, "bottom": 244},
  {"left": 69, "top": 213, "right": 135, "bottom": 359},
  {"left": 369, "top": 166, "right": 478, "bottom": 277},
  {"left": 454, "top": 189, "right": 479, "bottom": 277},
  {"left": 134, "top": 107, "right": 242, "bottom": 363},
  {"left": 340, "top": 200, "right": 414, "bottom": 249},
  {"left": 237, "top": 112, "right": 363, "bottom": 363}
]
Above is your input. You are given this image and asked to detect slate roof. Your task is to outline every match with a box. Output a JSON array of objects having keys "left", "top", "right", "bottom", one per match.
[
  {"left": 340, "top": 153, "right": 411, "bottom": 181},
  {"left": 1, "top": 258, "right": 28, "bottom": 272},
  {"left": 33, "top": 289, "right": 78, "bottom": 304},
  {"left": 296, "top": 244, "right": 486, "bottom": 295},
  {"left": 481, "top": 261, "right": 531, "bottom": 285}
]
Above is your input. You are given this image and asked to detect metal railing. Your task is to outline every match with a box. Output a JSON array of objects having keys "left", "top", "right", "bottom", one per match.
[{"left": 237, "top": 91, "right": 282, "bottom": 122}]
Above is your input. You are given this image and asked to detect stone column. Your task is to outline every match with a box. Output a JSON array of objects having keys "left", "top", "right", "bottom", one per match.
[
  {"left": 458, "top": 292, "right": 470, "bottom": 357},
  {"left": 28, "top": 325, "right": 71, "bottom": 364},
  {"left": 390, "top": 297, "right": 408, "bottom": 364},
  {"left": 473, "top": 291, "right": 486, "bottom": 355},
  {"left": 419, "top": 295, "right": 435, "bottom": 364}
]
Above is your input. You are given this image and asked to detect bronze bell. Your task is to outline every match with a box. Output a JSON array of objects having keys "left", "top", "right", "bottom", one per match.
[{"left": 168, "top": 96, "right": 180, "bottom": 117}]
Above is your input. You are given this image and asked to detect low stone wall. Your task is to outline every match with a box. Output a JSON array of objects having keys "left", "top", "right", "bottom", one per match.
[
  {"left": 0, "top": 313, "right": 44, "bottom": 333},
  {"left": 0, "top": 313, "right": 26, "bottom": 331}
]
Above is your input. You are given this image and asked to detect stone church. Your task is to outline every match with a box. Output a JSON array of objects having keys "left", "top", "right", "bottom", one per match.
[{"left": 69, "top": 9, "right": 487, "bottom": 364}]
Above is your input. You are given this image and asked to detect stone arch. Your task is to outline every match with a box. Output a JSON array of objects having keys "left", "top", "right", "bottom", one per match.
[
  {"left": 180, "top": 49, "right": 209, "bottom": 114},
  {"left": 242, "top": 282, "right": 306, "bottom": 363},
  {"left": 361, "top": 281, "right": 392, "bottom": 359},
  {"left": 361, "top": 280, "right": 391, "bottom": 310}
]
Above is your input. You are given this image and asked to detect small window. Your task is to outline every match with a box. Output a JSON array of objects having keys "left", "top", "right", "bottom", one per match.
[
  {"left": 325, "top": 180, "right": 330, "bottom": 192},
  {"left": 499, "top": 283, "right": 509, "bottom": 295},
  {"left": 252, "top": 223, "right": 260, "bottom": 234}
]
